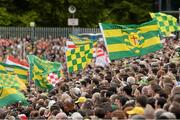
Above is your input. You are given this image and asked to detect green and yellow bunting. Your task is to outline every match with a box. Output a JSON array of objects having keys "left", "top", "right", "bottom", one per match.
[
  {"left": 0, "top": 62, "right": 28, "bottom": 84},
  {"left": 150, "top": 12, "right": 180, "bottom": 36},
  {"left": 66, "top": 43, "right": 93, "bottom": 73},
  {"left": 99, "top": 19, "right": 163, "bottom": 60},
  {"left": 28, "top": 55, "right": 62, "bottom": 90}
]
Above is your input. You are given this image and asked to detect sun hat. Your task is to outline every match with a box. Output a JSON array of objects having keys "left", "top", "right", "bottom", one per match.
[
  {"left": 75, "top": 97, "right": 87, "bottom": 104},
  {"left": 127, "top": 107, "right": 144, "bottom": 115}
]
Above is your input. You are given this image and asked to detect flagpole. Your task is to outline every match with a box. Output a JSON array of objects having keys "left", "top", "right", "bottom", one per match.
[{"left": 99, "top": 23, "right": 110, "bottom": 56}]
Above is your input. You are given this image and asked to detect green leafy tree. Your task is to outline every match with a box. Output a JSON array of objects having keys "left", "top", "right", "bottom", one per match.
[{"left": 0, "top": 0, "right": 155, "bottom": 27}]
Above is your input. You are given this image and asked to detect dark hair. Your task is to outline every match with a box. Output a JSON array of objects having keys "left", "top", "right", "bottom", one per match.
[
  {"left": 136, "top": 95, "right": 147, "bottom": 108},
  {"left": 147, "top": 97, "right": 156, "bottom": 109},
  {"left": 94, "top": 107, "right": 105, "bottom": 118},
  {"left": 158, "top": 89, "right": 168, "bottom": 99},
  {"left": 109, "top": 86, "right": 117, "bottom": 94},
  {"left": 152, "top": 84, "right": 162, "bottom": 93},
  {"left": 123, "top": 85, "right": 132, "bottom": 96},
  {"left": 52, "top": 110, "right": 60, "bottom": 116},
  {"left": 157, "top": 97, "right": 167, "bottom": 108},
  {"left": 118, "top": 96, "right": 129, "bottom": 106},
  {"left": 50, "top": 105, "right": 60, "bottom": 112}
]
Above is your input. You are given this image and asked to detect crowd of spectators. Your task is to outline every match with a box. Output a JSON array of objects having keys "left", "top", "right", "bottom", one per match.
[{"left": 0, "top": 36, "right": 180, "bottom": 120}]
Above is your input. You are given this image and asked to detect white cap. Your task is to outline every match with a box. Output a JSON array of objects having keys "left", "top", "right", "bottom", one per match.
[{"left": 127, "top": 77, "right": 136, "bottom": 85}]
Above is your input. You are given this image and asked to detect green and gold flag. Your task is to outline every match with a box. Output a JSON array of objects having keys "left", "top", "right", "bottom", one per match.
[
  {"left": 0, "top": 73, "right": 26, "bottom": 90},
  {"left": 0, "top": 62, "right": 28, "bottom": 84},
  {"left": 99, "top": 19, "right": 163, "bottom": 60},
  {"left": 150, "top": 12, "right": 180, "bottom": 36},
  {"left": 28, "top": 55, "right": 62, "bottom": 90},
  {"left": 69, "top": 34, "right": 81, "bottom": 41},
  {"left": 66, "top": 43, "right": 93, "bottom": 73},
  {"left": 0, "top": 73, "right": 27, "bottom": 107},
  {"left": 69, "top": 34, "right": 92, "bottom": 46}
]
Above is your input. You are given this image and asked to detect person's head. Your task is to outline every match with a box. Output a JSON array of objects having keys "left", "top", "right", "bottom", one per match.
[
  {"left": 169, "top": 101, "right": 180, "bottom": 119},
  {"left": 127, "top": 77, "right": 136, "bottom": 85},
  {"left": 170, "top": 86, "right": 180, "bottom": 102},
  {"left": 123, "top": 85, "right": 132, "bottom": 96},
  {"left": 71, "top": 112, "right": 83, "bottom": 120},
  {"left": 158, "top": 112, "right": 176, "bottom": 120},
  {"left": 154, "top": 108, "right": 166, "bottom": 120},
  {"left": 30, "top": 110, "right": 39, "bottom": 119},
  {"left": 94, "top": 107, "right": 106, "bottom": 119},
  {"left": 144, "top": 105, "right": 154, "bottom": 119},
  {"left": 81, "top": 99, "right": 93, "bottom": 110},
  {"left": 111, "top": 110, "right": 126, "bottom": 120},
  {"left": 147, "top": 97, "right": 156, "bottom": 109},
  {"left": 130, "top": 115, "right": 146, "bottom": 120},
  {"left": 55, "top": 112, "right": 68, "bottom": 120},
  {"left": 126, "top": 107, "right": 144, "bottom": 117},
  {"left": 155, "top": 97, "right": 167, "bottom": 109},
  {"left": 136, "top": 95, "right": 147, "bottom": 108},
  {"left": 92, "top": 92, "right": 101, "bottom": 103},
  {"left": 0, "top": 109, "right": 6, "bottom": 119}
]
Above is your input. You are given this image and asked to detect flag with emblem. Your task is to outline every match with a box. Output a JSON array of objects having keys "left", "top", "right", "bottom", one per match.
[
  {"left": 99, "top": 19, "right": 163, "bottom": 60},
  {"left": 150, "top": 12, "right": 180, "bottom": 36},
  {"left": 66, "top": 43, "right": 93, "bottom": 73},
  {"left": 0, "top": 62, "right": 28, "bottom": 84},
  {"left": 0, "top": 73, "right": 27, "bottom": 107},
  {"left": 47, "top": 73, "right": 59, "bottom": 86},
  {"left": 28, "top": 55, "right": 62, "bottom": 90}
]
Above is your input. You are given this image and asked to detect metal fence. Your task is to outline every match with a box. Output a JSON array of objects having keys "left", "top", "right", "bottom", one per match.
[{"left": 0, "top": 27, "right": 100, "bottom": 39}]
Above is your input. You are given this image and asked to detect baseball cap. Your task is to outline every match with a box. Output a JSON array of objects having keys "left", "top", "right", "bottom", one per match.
[
  {"left": 75, "top": 97, "right": 87, "bottom": 104},
  {"left": 126, "top": 107, "right": 144, "bottom": 115},
  {"left": 18, "top": 114, "right": 28, "bottom": 120}
]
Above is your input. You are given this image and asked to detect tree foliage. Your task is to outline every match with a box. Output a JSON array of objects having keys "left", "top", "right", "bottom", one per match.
[{"left": 0, "top": 0, "right": 156, "bottom": 27}]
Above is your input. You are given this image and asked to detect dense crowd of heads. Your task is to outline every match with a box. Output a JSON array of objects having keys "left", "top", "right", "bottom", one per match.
[{"left": 0, "top": 37, "right": 180, "bottom": 120}]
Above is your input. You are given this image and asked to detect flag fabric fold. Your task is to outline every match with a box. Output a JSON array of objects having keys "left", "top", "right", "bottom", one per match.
[
  {"left": 150, "top": 12, "right": 180, "bottom": 36},
  {"left": 66, "top": 43, "right": 93, "bottom": 73},
  {"left": 0, "top": 62, "right": 28, "bottom": 84},
  {"left": 0, "top": 73, "right": 27, "bottom": 107},
  {"left": 99, "top": 19, "right": 163, "bottom": 60},
  {"left": 6, "top": 55, "right": 29, "bottom": 69},
  {"left": 66, "top": 40, "right": 77, "bottom": 50},
  {"left": 69, "top": 34, "right": 92, "bottom": 46},
  {"left": 28, "top": 55, "right": 62, "bottom": 90}
]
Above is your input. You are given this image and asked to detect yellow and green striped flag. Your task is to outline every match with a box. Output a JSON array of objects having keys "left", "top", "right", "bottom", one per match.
[
  {"left": 0, "top": 62, "right": 28, "bottom": 84},
  {"left": 0, "top": 73, "right": 27, "bottom": 107},
  {"left": 69, "top": 34, "right": 92, "bottom": 46},
  {"left": 69, "top": 34, "right": 81, "bottom": 41},
  {"left": 150, "top": 12, "right": 180, "bottom": 36},
  {"left": 66, "top": 43, "right": 93, "bottom": 73},
  {"left": 99, "top": 19, "right": 163, "bottom": 60}
]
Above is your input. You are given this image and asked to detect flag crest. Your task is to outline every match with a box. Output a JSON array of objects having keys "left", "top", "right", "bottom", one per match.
[{"left": 99, "top": 19, "right": 163, "bottom": 60}]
